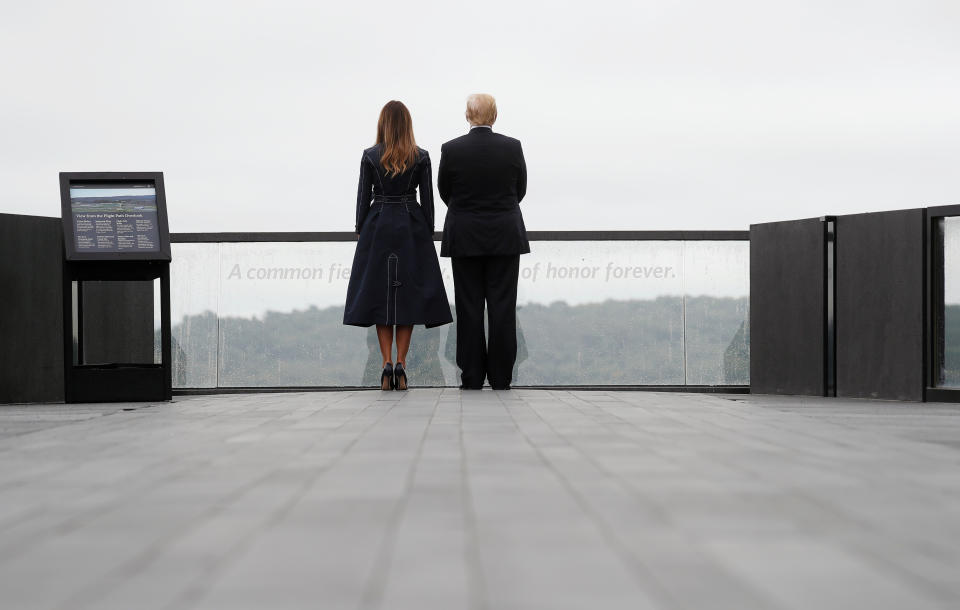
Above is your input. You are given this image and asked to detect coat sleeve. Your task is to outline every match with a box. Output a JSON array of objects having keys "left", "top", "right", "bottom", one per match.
[
  {"left": 355, "top": 153, "right": 373, "bottom": 233},
  {"left": 418, "top": 151, "right": 435, "bottom": 233},
  {"left": 516, "top": 141, "right": 527, "bottom": 203},
  {"left": 437, "top": 143, "right": 451, "bottom": 206}
]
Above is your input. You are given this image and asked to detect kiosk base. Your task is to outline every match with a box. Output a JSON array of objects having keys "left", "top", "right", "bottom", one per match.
[{"left": 67, "top": 365, "right": 168, "bottom": 403}]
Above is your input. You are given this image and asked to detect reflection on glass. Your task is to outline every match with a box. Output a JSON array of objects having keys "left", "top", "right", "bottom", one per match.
[
  {"left": 512, "top": 242, "right": 685, "bottom": 384},
  {"left": 941, "top": 218, "right": 960, "bottom": 387},
  {"left": 169, "top": 243, "right": 220, "bottom": 387},
  {"left": 214, "top": 242, "right": 457, "bottom": 387},
  {"left": 168, "top": 239, "right": 751, "bottom": 388},
  {"left": 682, "top": 241, "right": 750, "bottom": 385},
  {"left": 151, "top": 277, "right": 163, "bottom": 365}
]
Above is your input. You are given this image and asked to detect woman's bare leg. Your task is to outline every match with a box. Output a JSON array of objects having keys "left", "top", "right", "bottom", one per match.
[
  {"left": 395, "top": 325, "right": 413, "bottom": 366},
  {"left": 376, "top": 324, "right": 394, "bottom": 366}
]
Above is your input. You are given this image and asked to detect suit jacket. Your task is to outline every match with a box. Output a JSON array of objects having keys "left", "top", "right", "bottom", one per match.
[{"left": 437, "top": 127, "right": 529, "bottom": 257}]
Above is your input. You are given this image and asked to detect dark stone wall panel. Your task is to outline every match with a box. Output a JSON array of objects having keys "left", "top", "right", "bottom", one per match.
[
  {"left": 836, "top": 209, "right": 924, "bottom": 401},
  {"left": 750, "top": 218, "right": 825, "bottom": 396},
  {"left": 0, "top": 213, "right": 64, "bottom": 403}
]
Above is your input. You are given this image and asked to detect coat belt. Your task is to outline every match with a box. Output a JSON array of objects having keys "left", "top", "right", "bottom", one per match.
[{"left": 374, "top": 194, "right": 417, "bottom": 203}]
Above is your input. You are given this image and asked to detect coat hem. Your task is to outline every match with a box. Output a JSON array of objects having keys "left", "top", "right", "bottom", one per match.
[
  {"left": 343, "top": 319, "right": 453, "bottom": 328},
  {"left": 439, "top": 247, "right": 530, "bottom": 258}
]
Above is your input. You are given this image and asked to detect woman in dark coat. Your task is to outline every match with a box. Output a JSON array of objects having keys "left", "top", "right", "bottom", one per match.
[{"left": 344, "top": 101, "right": 452, "bottom": 390}]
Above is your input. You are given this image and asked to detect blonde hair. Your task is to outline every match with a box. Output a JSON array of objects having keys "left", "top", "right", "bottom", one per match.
[{"left": 465, "top": 93, "right": 497, "bottom": 126}]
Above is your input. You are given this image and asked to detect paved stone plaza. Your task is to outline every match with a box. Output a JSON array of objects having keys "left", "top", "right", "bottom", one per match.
[{"left": 1, "top": 389, "right": 960, "bottom": 609}]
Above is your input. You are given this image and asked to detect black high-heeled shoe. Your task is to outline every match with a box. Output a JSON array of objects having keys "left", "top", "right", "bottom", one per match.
[
  {"left": 394, "top": 362, "right": 408, "bottom": 391},
  {"left": 380, "top": 362, "right": 394, "bottom": 391}
]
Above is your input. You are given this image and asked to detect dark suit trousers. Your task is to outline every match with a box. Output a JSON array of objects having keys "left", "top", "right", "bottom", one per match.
[{"left": 451, "top": 255, "right": 520, "bottom": 388}]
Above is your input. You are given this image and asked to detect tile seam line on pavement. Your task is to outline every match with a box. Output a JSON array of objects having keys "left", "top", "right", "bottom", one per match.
[
  {"left": 577, "top": 394, "right": 960, "bottom": 520},
  {"left": 0, "top": 441, "right": 260, "bottom": 565},
  {"left": 521, "top": 394, "right": 932, "bottom": 608},
  {"left": 356, "top": 390, "right": 441, "bottom": 610},
  {"left": 0, "top": 394, "right": 342, "bottom": 550},
  {"left": 575, "top": 393, "right": 960, "bottom": 607},
  {"left": 548, "top": 392, "right": 779, "bottom": 493},
  {"left": 606, "top": 392, "right": 877, "bottom": 461},
  {"left": 163, "top": 390, "right": 397, "bottom": 610},
  {"left": 0, "top": 400, "right": 244, "bottom": 492},
  {"left": 683, "top": 394, "right": 960, "bottom": 465},
  {"left": 0, "top": 404, "right": 178, "bottom": 457},
  {"left": 523, "top": 392, "right": 806, "bottom": 609},
  {"left": 529, "top": 391, "right": 786, "bottom": 591},
  {"left": 782, "top": 497, "right": 960, "bottom": 607},
  {"left": 47, "top": 391, "right": 363, "bottom": 610},
  {"left": 0, "top": 407, "right": 123, "bottom": 442},
  {"left": 496, "top": 390, "right": 686, "bottom": 610},
  {"left": 458, "top": 390, "right": 491, "bottom": 610}
]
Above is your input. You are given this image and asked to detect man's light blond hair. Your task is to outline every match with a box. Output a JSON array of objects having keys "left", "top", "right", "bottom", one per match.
[{"left": 465, "top": 93, "right": 497, "bottom": 126}]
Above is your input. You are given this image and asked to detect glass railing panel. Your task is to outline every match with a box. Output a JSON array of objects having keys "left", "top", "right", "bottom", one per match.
[
  {"left": 170, "top": 243, "right": 219, "bottom": 388},
  {"left": 681, "top": 241, "right": 750, "bottom": 385},
  {"left": 941, "top": 217, "right": 960, "bottom": 387},
  {"left": 514, "top": 241, "right": 685, "bottom": 385},
  {"left": 170, "top": 237, "right": 751, "bottom": 388},
  {"left": 214, "top": 242, "right": 458, "bottom": 387}
]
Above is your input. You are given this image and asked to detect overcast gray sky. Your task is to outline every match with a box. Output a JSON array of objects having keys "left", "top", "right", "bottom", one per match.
[{"left": 2, "top": 0, "right": 958, "bottom": 232}]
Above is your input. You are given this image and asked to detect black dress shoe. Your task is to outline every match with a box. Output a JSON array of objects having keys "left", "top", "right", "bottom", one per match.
[
  {"left": 458, "top": 384, "right": 482, "bottom": 390},
  {"left": 491, "top": 385, "right": 511, "bottom": 391},
  {"left": 394, "top": 362, "right": 408, "bottom": 391},
  {"left": 380, "top": 363, "right": 394, "bottom": 391}
]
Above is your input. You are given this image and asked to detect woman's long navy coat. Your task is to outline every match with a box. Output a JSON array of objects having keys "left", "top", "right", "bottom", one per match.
[{"left": 343, "top": 145, "right": 453, "bottom": 328}]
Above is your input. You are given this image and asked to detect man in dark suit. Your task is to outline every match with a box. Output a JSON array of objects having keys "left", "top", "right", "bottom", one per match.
[{"left": 438, "top": 94, "right": 529, "bottom": 390}]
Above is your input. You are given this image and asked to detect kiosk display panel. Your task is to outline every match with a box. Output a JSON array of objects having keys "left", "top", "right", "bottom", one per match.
[
  {"left": 60, "top": 172, "right": 171, "bottom": 261},
  {"left": 70, "top": 183, "right": 160, "bottom": 254}
]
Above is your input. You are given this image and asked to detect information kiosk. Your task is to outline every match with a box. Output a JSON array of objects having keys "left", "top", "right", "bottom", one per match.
[{"left": 60, "top": 172, "right": 172, "bottom": 402}]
